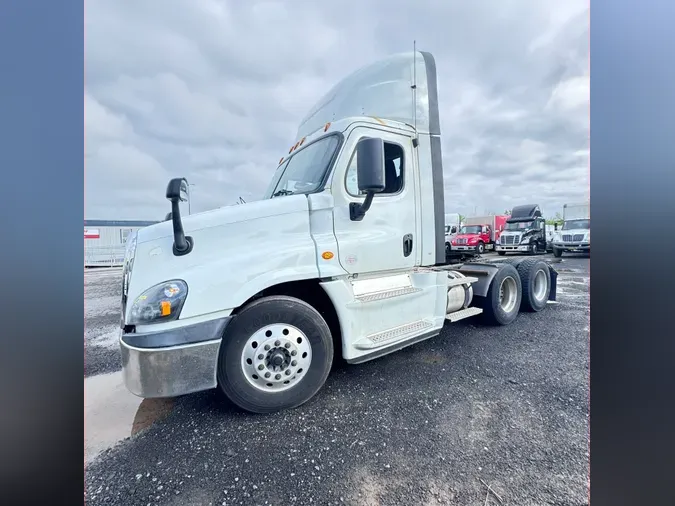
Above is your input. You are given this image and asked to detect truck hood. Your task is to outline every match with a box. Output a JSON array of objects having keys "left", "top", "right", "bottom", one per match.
[
  {"left": 136, "top": 195, "right": 309, "bottom": 245},
  {"left": 126, "top": 194, "right": 321, "bottom": 321}
]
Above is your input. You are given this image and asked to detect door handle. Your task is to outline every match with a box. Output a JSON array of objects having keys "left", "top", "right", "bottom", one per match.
[{"left": 403, "top": 234, "right": 413, "bottom": 257}]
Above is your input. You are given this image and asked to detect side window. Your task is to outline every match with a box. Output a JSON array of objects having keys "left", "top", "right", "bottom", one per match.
[{"left": 346, "top": 140, "right": 404, "bottom": 196}]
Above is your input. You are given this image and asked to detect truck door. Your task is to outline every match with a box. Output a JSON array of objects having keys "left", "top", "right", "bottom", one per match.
[{"left": 331, "top": 126, "right": 419, "bottom": 274}]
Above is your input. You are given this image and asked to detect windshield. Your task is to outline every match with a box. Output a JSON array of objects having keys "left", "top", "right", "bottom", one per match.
[
  {"left": 505, "top": 220, "right": 533, "bottom": 231},
  {"left": 459, "top": 225, "right": 482, "bottom": 234},
  {"left": 563, "top": 219, "right": 590, "bottom": 230},
  {"left": 265, "top": 135, "right": 340, "bottom": 198}
]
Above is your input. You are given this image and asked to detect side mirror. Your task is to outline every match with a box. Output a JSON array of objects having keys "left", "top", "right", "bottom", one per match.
[
  {"left": 166, "top": 178, "right": 189, "bottom": 203},
  {"left": 350, "top": 137, "right": 386, "bottom": 221},
  {"left": 356, "top": 137, "right": 386, "bottom": 193},
  {"left": 164, "top": 177, "right": 193, "bottom": 256}
]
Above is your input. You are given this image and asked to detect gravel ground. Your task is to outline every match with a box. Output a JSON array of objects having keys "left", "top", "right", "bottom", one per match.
[
  {"left": 84, "top": 255, "right": 589, "bottom": 506},
  {"left": 85, "top": 268, "right": 123, "bottom": 377}
]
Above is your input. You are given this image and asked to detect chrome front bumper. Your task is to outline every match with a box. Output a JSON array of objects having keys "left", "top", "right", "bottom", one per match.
[
  {"left": 119, "top": 317, "right": 231, "bottom": 398},
  {"left": 552, "top": 242, "right": 590, "bottom": 252},
  {"left": 495, "top": 244, "right": 529, "bottom": 252}
]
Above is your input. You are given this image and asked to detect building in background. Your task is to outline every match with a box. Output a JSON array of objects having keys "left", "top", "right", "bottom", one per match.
[{"left": 84, "top": 220, "right": 159, "bottom": 267}]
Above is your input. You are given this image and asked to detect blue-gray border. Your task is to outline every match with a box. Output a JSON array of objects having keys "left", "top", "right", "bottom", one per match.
[{"left": 1, "top": 0, "right": 84, "bottom": 503}]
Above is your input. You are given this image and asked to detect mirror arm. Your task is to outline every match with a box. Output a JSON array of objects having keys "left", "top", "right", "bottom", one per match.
[
  {"left": 349, "top": 191, "right": 375, "bottom": 222},
  {"left": 170, "top": 200, "right": 192, "bottom": 255}
]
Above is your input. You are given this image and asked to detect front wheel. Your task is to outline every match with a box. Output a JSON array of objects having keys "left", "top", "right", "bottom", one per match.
[
  {"left": 476, "top": 242, "right": 485, "bottom": 254},
  {"left": 528, "top": 242, "right": 537, "bottom": 255},
  {"left": 497, "top": 251, "right": 506, "bottom": 256},
  {"left": 217, "top": 295, "right": 334, "bottom": 414},
  {"left": 553, "top": 247, "right": 562, "bottom": 258}
]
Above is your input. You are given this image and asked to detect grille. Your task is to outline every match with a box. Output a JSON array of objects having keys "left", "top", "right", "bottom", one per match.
[
  {"left": 457, "top": 238, "right": 467, "bottom": 245},
  {"left": 502, "top": 235, "right": 516, "bottom": 245},
  {"left": 562, "top": 234, "right": 585, "bottom": 242}
]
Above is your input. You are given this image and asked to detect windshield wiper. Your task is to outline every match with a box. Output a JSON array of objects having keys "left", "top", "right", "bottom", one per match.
[{"left": 272, "top": 189, "right": 294, "bottom": 197}]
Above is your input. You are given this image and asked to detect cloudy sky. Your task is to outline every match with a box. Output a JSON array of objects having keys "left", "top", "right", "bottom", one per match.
[{"left": 85, "top": 0, "right": 589, "bottom": 220}]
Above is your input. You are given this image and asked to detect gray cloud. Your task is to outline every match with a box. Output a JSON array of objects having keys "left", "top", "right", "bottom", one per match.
[{"left": 85, "top": 0, "right": 589, "bottom": 219}]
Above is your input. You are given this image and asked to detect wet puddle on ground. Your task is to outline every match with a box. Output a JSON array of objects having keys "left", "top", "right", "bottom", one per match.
[{"left": 85, "top": 371, "right": 174, "bottom": 464}]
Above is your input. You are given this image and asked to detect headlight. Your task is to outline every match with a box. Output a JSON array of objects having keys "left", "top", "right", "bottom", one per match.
[
  {"left": 128, "top": 280, "right": 188, "bottom": 325},
  {"left": 585, "top": 231, "right": 590, "bottom": 241}
]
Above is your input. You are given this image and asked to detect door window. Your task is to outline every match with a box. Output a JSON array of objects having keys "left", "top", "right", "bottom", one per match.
[{"left": 345, "top": 141, "right": 404, "bottom": 196}]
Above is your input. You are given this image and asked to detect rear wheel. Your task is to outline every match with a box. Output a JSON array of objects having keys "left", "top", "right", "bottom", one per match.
[
  {"left": 475, "top": 264, "right": 522, "bottom": 325},
  {"left": 217, "top": 295, "right": 334, "bottom": 414},
  {"left": 516, "top": 258, "right": 551, "bottom": 312}
]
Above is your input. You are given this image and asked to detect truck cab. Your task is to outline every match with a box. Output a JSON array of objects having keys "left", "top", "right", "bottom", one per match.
[
  {"left": 551, "top": 202, "right": 590, "bottom": 257},
  {"left": 451, "top": 215, "right": 507, "bottom": 255},
  {"left": 119, "top": 51, "right": 558, "bottom": 413},
  {"left": 444, "top": 212, "right": 461, "bottom": 253},
  {"left": 451, "top": 224, "right": 491, "bottom": 254},
  {"left": 495, "top": 204, "right": 547, "bottom": 255}
]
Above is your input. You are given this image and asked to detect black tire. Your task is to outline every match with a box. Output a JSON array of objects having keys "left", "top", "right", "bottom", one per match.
[
  {"left": 528, "top": 242, "right": 537, "bottom": 255},
  {"left": 476, "top": 242, "right": 485, "bottom": 254},
  {"left": 474, "top": 264, "right": 522, "bottom": 325},
  {"left": 516, "top": 258, "right": 551, "bottom": 312},
  {"left": 217, "top": 295, "right": 334, "bottom": 414},
  {"left": 445, "top": 242, "right": 451, "bottom": 254},
  {"left": 497, "top": 251, "right": 506, "bottom": 256},
  {"left": 553, "top": 247, "right": 562, "bottom": 258}
]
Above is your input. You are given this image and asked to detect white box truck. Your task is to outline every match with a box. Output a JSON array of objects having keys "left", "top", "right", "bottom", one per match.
[
  {"left": 551, "top": 202, "right": 590, "bottom": 257},
  {"left": 119, "top": 51, "right": 559, "bottom": 413}
]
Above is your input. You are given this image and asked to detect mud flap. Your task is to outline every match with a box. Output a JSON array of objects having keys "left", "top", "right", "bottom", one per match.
[{"left": 548, "top": 266, "right": 558, "bottom": 301}]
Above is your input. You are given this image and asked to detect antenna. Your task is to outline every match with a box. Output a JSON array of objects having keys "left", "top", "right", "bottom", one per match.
[{"left": 411, "top": 40, "right": 419, "bottom": 148}]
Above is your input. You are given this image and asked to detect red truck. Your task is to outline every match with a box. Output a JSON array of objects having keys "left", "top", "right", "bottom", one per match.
[{"left": 450, "top": 215, "right": 509, "bottom": 254}]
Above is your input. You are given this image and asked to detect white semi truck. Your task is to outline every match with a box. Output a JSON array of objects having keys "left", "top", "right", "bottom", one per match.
[
  {"left": 119, "top": 51, "right": 559, "bottom": 413},
  {"left": 551, "top": 202, "right": 590, "bottom": 257}
]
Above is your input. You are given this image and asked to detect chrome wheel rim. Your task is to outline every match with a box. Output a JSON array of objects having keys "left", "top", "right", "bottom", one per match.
[
  {"left": 533, "top": 269, "right": 548, "bottom": 302},
  {"left": 499, "top": 276, "right": 518, "bottom": 313},
  {"left": 241, "top": 324, "right": 312, "bottom": 392}
]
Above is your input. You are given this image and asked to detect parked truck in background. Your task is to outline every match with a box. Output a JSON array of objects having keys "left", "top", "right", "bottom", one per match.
[
  {"left": 495, "top": 204, "right": 548, "bottom": 255},
  {"left": 444, "top": 212, "right": 461, "bottom": 251},
  {"left": 450, "top": 215, "right": 508, "bottom": 255},
  {"left": 118, "top": 51, "right": 559, "bottom": 414},
  {"left": 551, "top": 202, "right": 590, "bottom": 257}
]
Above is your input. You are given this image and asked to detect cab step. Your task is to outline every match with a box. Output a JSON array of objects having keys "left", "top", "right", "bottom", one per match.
[
  {"left": 353, "top": 286, "right": 422, "bottom": 303},
  {"left": 445, "top": 307, "right": 483, "bottom": 322},
  {"left": 354, "top": 319, "right": 434, "bottom": 350}
]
